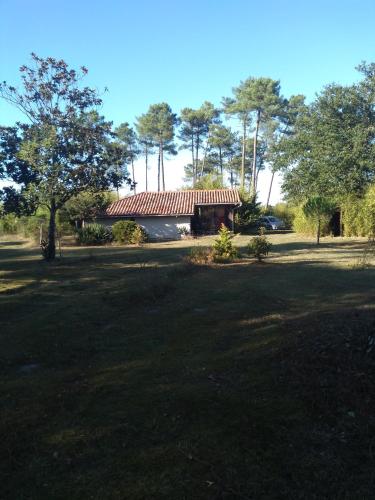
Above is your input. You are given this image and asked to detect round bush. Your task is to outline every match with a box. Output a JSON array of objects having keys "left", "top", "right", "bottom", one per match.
[{"left": 112, "top": 220, "right": 147, "bottom": 244}]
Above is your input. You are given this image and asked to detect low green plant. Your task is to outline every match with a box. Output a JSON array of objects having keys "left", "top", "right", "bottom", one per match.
[
  {"left": 112, "top": 220, "right": 147, "bottom": 244},
  {"left": 247, "top": 228, "right": 272, "bottom": 261},
  {"left": 76, "top": 223, "right": 112, "bottom": 245},
  {"left": 132, "top": 225, "right": 147, "bottom": 245},
  {"left": 212, "top": 224, "right": 237, "bottom": 262}
]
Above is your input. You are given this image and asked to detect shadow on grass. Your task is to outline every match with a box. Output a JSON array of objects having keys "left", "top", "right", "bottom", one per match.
[
  {"left": 1, "top": 293, "right": 374, "bottom": 499},
  {"left": 1, "top": 238, "right": 375, "bottom": 498}
]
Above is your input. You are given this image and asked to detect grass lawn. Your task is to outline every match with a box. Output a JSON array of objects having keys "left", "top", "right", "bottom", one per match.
[{"left": 1, "top": 233, "right": 374, "bottom": 499}]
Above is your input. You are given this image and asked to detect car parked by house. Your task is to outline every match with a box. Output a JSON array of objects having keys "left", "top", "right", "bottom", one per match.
[{"left": 258, "top": 216, "right": 286, "bottom": 230}]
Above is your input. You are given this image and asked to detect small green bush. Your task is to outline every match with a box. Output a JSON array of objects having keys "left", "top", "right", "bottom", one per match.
[
  {"left": 112, "top": 220, "right": 147, "bottom": 244},
  {"left": 247, "top": 229, "right": 272, "bottom": 261},
  {"left": 212, "top": 224, "right": 237, "bottom": 262},
  {"left": 76, "top": 223, "right": 112, "bottom": 245}
]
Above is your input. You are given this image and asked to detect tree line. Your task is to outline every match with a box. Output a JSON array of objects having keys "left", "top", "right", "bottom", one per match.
[{"left": 1, "top": 53, "right": 375, "bottom": 260}]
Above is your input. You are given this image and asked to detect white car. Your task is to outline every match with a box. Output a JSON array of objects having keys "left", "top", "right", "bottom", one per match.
[{"left": 258, "top": 216, "right": 286, "bottom": 230}]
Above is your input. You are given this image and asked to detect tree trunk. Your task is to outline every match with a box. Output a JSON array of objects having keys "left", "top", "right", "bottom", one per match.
[
  {"left": 191, "top": 136, "right": 195, "bottom": 187},
  {"left": 241, "top": 118, "right": 246, "bottom": 190},
  {"left": 195, "top": 133, "right": 200, "bottom": 178},
  {"left": 131, "top": 158, "right": 136, "bottom": 194},
  {"left": 317, "top": 219, "right": 321, "bottom": 245},
  {"left": 201, "top": 131, "right": 210, "bottom": 176},
  {"left": 157, "top": 144, "right": 161, "bottom": 192},
  {"left": 45, "top": 199, "right": 56, "bottom": 261},
  {"left": 251, "top": 110, "right": 260, "bottom": 197},
  {"left": 219, "top": 146, "right": 223, "bottom": 180},
  {"left": 266, "top": 171, "right": 275, "bottom": 209},
  {"left": 339, "top": 206, "right": 343, "bottom": 236},
  {"left": 145, "top": 145, "right": 148, "bottom": 192},
  {"left": 161, "top": 143, "right": 165, "bottom": 191}
]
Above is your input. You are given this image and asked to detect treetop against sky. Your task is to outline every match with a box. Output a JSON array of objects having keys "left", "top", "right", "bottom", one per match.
[{"left": 1, "top": 0, "right": 375, "bottom": 200}]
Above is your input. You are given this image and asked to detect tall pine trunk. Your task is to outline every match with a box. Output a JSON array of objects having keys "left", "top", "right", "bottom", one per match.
[
  {"left": 219, "top": 146, "right": 223, "bottom": 180},
  {"left": 195, "top": 133, "right": 200, "bottom": 179},
  {"left": 191, "top": 136, "right": 195, "bottom": 187},
  {"left": 251, "top": 110, "right": 260, "bottom": 197},
  {"left": 266, "top": 171, "right": 275, "bottom": 209},
  {"left": 46, "top": 199, "right": 56, "bottom": 261},
  {"left": 131, "top": 158, "right": 136, "bottom": 194},
  {"left": 161, "top": 143, "right": 165, "bottom": 191},
  {"left": 201, "top": 131, "right": 210, "bottom": 176},
  {"left": 157, "top": 145, "right": 161, "bottom": 192},
  {"left": 145, "top": 145, "right": 148, "bottom": 192},
  {"left": 241, "top": 118, "right": 246, "bottom": 190}
]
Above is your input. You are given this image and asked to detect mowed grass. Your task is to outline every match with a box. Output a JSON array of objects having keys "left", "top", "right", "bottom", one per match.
[{"left": 1, "top": 233, "right": 374, "bottom": 499}]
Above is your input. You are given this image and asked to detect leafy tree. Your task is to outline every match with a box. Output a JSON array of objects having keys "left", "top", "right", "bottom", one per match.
[
  {"left": 0, "top": 54, "right": 129, "bottom": 260},
  {"left": 266, "top": 94, "right": 306, "bottom": 209},
  {"left": 60, "top": 191, "right": 116, "bottom": 227},
  {"left": 279, "top": 71, "right": 375, "bottom": 204},
  {"left": 223, "top": 77, "right": 285, "bottom": 194},
  {"left": 179, "top": 102, "right": 219, "bottom": 186},
  {"left": 194, "top": 173, "right": 225, "bottom": 190},
  {"left": 222, "top": 92, "right": 252, "bottom": 190},
  {"left": 303, "top": 196, "right": 335, "bottom": 244},
  {"left": 115, "top": 123, "right": 140, "bottom": 194},
  {"left": 234, "top": 193, "right": 262, "bottom": 232},
  {"left": 207, "top": 124, "right": 237, "bottom": 181},
  {"left": 139, "top": 103, "right": 178, "bottom": 191},
  {"left": 135, "top": 114, "right": 155, "bottom": 192}
]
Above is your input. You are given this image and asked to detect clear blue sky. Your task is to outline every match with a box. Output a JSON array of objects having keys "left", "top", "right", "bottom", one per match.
[
  {"left": 1, "top": 0, "right": 375, "bottom": 127},
  {"left": 1, "top": 0, "right": 375, "bottom": 199}
]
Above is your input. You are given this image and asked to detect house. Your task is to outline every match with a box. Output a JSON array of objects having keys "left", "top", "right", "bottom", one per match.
[{"left": 98, "top": 189, "right": 241, "bottom": 240}]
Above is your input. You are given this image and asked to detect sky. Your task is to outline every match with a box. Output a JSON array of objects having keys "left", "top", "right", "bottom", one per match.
[{"left": 1, "top": 0, "right": 375, "bottom": 203}]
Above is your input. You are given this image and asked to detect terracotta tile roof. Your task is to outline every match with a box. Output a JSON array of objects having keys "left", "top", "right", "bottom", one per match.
[{"left": 105, "top": 189, "right": 241, "bottom": 217}]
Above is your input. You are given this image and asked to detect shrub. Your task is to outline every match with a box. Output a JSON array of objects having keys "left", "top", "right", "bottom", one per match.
[
  {"left": 185, "top": 246, "right": 213, "bottom": 265},
  {"left": 363, "top": 185, "right": 375, "bottom": 238},
  {"left": 247, "top": 229, "right": 272, "bottom": 261},
  {"left": 235, "top": 194, "right": 262, "bottom": 233},
  {"left": 112, "top": 220, "right": 147, "bottom": 244},
  {"left": 76, "top": 223, "right": 112, "bottom": 245},
  {"left": 132, "top": 225, "right": 147, "bottom": 245},
  {"left": 293, "top": 205, "right": 330, "bottom": 237},
  {"left": 0, "top": 213, "right": 19, "bottom": 234},
  {"left": 212, "top": 224, "right": 237, "bottom": 262},
  {"left": 341, "top": 187, "right": 375, "bottom": 238}
]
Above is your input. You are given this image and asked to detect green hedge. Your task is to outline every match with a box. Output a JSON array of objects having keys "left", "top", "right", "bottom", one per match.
[{"left": 342, "top": 185, "right": 375, "bottom": 237}]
